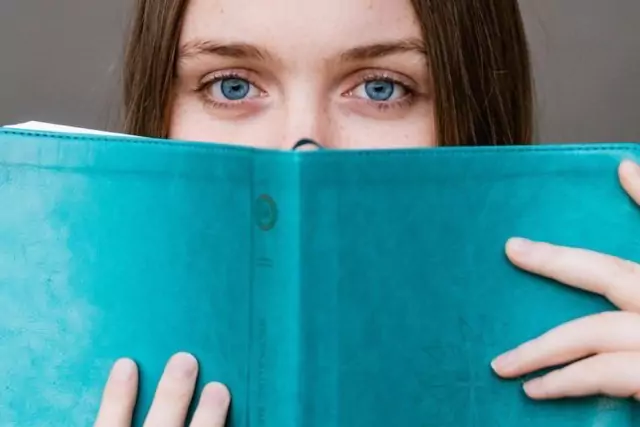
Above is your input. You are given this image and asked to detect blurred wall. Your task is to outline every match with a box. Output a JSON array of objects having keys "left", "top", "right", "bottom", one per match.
[
  {"left": 0, "top": 0, "right": 638, "bottom": 142},
  {"left": 0, "top": 0, "right": 130, "bottom": 131},
  {"left": 520, "top": 0, "right": 639, "bottom": 142}
]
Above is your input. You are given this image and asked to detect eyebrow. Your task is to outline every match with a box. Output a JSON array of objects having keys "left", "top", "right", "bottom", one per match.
[
  {"left": 178, "top": 40, "right": 271, "bottom": 62},
  {"left": 340, "top": 38, "right": 428, "bottom": 62},
  {"left": 178, "top": 38, "right": 428, "bottom": 64}
]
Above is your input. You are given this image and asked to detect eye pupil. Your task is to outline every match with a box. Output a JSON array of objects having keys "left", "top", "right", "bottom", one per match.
[
  {"left": 365, "top": 80, "right": 394, "bottom": 101},
  {"left": 221, "top": 78, "right": 250, "bottom": 100}
]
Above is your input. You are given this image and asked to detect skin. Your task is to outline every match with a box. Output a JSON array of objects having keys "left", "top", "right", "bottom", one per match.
[
  {"left": 169, "top": 0, "right": 435, "bottom": 149},
  {"left": 96, "top": 0, "right": 640, "bottom": 424}
]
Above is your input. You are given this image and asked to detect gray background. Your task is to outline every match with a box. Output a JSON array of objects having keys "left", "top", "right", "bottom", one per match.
[{"left": 0, "top": 0, "right": 638, "bottom": 142}]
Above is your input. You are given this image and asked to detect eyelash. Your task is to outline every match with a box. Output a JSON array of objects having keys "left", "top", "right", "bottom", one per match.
[
  {"left": 346, "top": 73, "right": 417, "bottom": 111},
  {"left": 195, "top": 71, "right": 417, "bottom": 111},
  {"left": 195, "top": 71, "right": 262, "bottom": 110}
]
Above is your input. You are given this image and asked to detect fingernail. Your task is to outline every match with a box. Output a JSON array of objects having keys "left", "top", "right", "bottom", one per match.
[
  {"left": 523, "top": 378, "right": 545, "bottom": 398},
  {"left": 491, "top": 350, "right": 518, "bottom": 373},
  {"left": 167, "top": 352, "right": 198, "bottom": 379},
  {"left": 112, "top": 358, "right": 137, "bottom": 381},
  {"left": 622, "top": 160, "right": 640, "bottom": 177},
  {"left": 201, "top": 382, "right": 231, "bottom": 407},
  {"left": 507, "top": 238, "right": 532, "bottom": 255}
]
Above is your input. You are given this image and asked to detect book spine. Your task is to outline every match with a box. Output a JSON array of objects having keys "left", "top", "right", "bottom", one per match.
[{"left": 247, "top": 152, "right": 301, "bottom": 427}]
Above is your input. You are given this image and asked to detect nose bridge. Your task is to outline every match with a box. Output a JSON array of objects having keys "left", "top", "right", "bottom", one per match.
[{"left": 278, "top": 90, "right": 330, "bottom": 150}]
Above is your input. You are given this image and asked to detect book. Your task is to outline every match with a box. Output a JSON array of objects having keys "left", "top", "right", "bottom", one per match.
[{"left": 1, "top": 123, "right": 639, "bottom": 426}]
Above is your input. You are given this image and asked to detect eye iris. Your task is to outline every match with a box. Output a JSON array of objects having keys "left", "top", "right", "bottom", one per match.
[
  {"left": 221, "top": 78, "right": 250, "bottom": 100},
  {"left": 364, "top": 80, "right": 394, "bottom": 101}
]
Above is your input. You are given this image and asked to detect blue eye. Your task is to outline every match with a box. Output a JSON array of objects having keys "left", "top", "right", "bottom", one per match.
[
  {"left": 205, "top": 75, "right": 262, "bottom": 104},
  {"left": 220, "top": 78, "right": 251, "bottom": 100},
  {"left": 364, "top": 80, "right": 396, "bottom": 101}
]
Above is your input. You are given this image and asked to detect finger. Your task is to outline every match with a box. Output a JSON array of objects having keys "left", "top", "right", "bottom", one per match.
[
  {"left": 618, "top": 160, "right": 640, "bottom": 205},
  {"left": 505, "top": 237, "right": 640, "bottom": 312},
  {"left": 521, "top": 351, "right": 640, "bottom": 401},
  {"left": 94, "top": 358, "right": 139, "bottom": 427},
  {"left": 189, "top": 382, "right": 231, "bottom": 427},
  {"left": 492, "top": 311, "right": 640, "bottom": 378},
  {"left": 143, "top": 352, "right": 199, "bottom": 427}
]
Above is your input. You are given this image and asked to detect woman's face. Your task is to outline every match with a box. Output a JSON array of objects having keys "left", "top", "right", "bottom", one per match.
[{"left": 169, "top": 0, "right": 435, "bottom": 150}]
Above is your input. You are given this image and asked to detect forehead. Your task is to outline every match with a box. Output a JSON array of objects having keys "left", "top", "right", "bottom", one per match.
[{"left": 180, "top": 0, "right": 422, "bottom": 50}]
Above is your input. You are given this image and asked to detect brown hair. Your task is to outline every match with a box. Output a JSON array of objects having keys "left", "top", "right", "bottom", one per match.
[{"left": 122, "top": 0, "right": 533, "bottom": 146}]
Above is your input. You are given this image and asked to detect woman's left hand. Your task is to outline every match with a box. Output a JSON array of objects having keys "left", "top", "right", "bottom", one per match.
[{"left": 492, "top": 159, "right": 640, "bottom": 402}]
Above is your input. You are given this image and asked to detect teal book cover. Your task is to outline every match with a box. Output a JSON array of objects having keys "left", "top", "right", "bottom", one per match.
[{"left": 0, "top": 126, "right": 639, "bottom": 426}]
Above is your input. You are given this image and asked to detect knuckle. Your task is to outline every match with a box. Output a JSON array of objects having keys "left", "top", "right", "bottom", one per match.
[
  {"left": 600, "top": 255, "right": 640, "bottom": 309},
  {"left": 161, "top": 382, "right": 195, "bottom": 402},
  {"left": 591, "top": 310, "right": 630, "bottom": 325},
  {"left": 590, "top": 311, "right": 640, "bottom": 336},
  {"left": 610, "top": 255, "right": 640, "bottom": 278}
]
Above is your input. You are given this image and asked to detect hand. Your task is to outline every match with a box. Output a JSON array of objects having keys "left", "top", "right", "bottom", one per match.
[
  {"left": 492, "top": 160, "right": 640, "bottom": 402},
  {"left": 94, "top": 352, "right": 230, "bottom": 427}
]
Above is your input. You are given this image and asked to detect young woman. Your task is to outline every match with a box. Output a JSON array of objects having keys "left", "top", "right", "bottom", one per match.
[{"left": 94, "top": 0, "right": 640, "bottom": 425}]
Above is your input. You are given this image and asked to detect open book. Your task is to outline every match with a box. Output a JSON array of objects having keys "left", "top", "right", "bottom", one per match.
[{"left": 1, "top": 122, "right": 639, "bottom": 426}]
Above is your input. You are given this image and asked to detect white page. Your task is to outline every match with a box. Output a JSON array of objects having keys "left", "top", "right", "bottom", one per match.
[{"left": 3, "top": 121, "right": 135, "bottom": 137}]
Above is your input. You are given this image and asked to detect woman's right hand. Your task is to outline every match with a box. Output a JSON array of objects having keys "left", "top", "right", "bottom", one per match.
[{"left": 94, "top": 352, "right": 230, "bottom": 427}]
